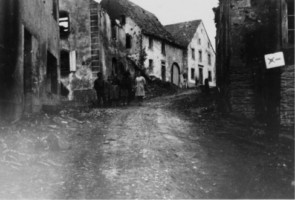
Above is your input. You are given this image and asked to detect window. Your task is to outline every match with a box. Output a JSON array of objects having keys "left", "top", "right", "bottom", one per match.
[
  {"left": 198, "top": 50, "right": 202, "bottom": 62},
  {"left": 208, "top": 42, "right": 210, "bottom": 49},
  {"left": 111, "top": 20, "right": 117, "bottom": 40},
  {"left": 126, "top": 34, "right": 132, "bottom": 49},
  {"left": 198, "top": 38, "right": 201, "bottom": 45},
  {"left": 208, "top": 53, "right": 211, "bottom": 65},
  {"left": 161, "top": 61, "right": 166, "bottom": 81},
  {"left": 191, "top": 68, "right": 195, "bottom": 80},
  {"left": 149, "top": 59, "right": 153, "bottom": 72},
  {"left": 59, "top": 11, "right": 70, "bottom": 38},
  {"left": 121, "top": 15, "right": 126, "bottom": 25},
  {"left": 208, "top": 71, "right": 212, "bottom": 82},
  {"left": 161, "top": 41, "right": 166, "bottom": 55},
  {"left": 191, "top": 48, "right": 195, "bottom": 60},
  {"left": 149, "top": 37, "right": 153, "bottom": 49},
  {"left": 287, "top": 0, "right": 294, "bottom": 45}
]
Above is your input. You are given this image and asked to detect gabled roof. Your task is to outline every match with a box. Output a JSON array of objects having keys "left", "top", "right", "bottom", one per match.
[
  {"left": 165, "top": 20, "right": 202, "bottom": 47},
  {"left": 100, "top": 0, "right": 179, "bottom": 45}
]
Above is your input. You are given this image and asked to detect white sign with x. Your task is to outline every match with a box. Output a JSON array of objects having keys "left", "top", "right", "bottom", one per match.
[{"left": 264, "top": 52, "right": 285, "bottom": 69}]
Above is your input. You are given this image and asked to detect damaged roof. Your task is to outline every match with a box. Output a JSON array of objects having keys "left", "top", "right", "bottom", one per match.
[
  {"left": 100, "top": 0, "right": 180, "bottom": 46},
  {"left": 165, "top": 20, "right": 202, "bottom": 47}
]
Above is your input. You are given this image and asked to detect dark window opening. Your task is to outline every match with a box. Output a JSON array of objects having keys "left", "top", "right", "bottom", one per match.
[
  {"left": 60, "top": 50, "right": 70, "bottom": 76},
  {"left": 198, "top": 66, "right": 203, "bottom": 85},
  {"left": 191, "top": 68, "right": 195, "bottom": 80},
  {"left": 126, "top": 34, "right": 132, "bottom": 49},
  {"left": 208, "top": 71, "right": 212, "bottom": 82},
  {"left": 111, "top": 20, "right": 117, "bottom": 40},
  {"left": 161, "top": 42, "right": 166, "bottom": 55},
  {"left": 47, "top": 52, "right": 58, "bottom": 94},
  {"left": 208, "top": 53, "right": 211, "bottom": 65},
  {"left": 161, "top": 61, "right": 166, "bottom": 81},
  {"left": 199, "top": 50, "right": 202, "bottom": 62},
  {"left": 149, "top": 37, "right": 153, "bottom": 49},
  {"left": 121, "top": 15, "right": 126, "bottom": 25},
  {"left": 149, "top": 59, "right": 153, "bottom": 68},
  {"left": 198, "top": 38, "right": 201, "bottom": 45},
  {"left": 287, "top": 0, "right": 294, "bottom": 44},
  {"left": 59, "top": 11, "right": 70, "bottom": 38},
  {"left": 192, "top": 48, "right": 195, "bottom": 60}
]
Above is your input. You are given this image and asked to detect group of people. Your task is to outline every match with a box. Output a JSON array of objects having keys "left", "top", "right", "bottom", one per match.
[{"left": 94, "top": 71, "right": 146, "bottom": 107}]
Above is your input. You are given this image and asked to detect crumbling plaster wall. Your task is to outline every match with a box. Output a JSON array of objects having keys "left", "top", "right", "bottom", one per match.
[
  {"left": 187, "top": 22, "right": 216, "bottom": 87},
  {"left": 143, "top": 36, "right": 184, "bottom": 84},
  {"left": 0, "top": 0, "right": 60, "bottom": 120},
  {"left": 59, "top": 0, "right": 93, "bottom": 99}
]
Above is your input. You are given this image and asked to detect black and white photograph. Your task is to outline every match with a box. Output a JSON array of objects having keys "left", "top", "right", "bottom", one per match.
[{"left": 0, "top": 0, "right": 294, "bottom": 199}]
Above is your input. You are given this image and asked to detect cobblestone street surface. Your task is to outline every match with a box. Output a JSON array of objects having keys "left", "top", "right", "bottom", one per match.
[{"left": 0, "top": 91, "right": 294, "bottom": 199}]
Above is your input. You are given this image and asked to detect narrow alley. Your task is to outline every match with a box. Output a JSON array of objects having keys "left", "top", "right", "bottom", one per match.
[{"left": 0, "top": 91, "right": 293, "bottom": 199}]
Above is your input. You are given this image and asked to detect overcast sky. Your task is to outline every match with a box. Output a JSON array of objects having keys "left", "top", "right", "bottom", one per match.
[{"left": 96, "top": 0, "right": 219, "bottom": 48}]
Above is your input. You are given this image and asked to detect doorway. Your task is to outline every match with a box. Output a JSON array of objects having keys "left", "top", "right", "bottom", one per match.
[
  {"left": 198, "top": 65, "right": 204, "bottom": 85},
  {"left": 171, "top": 63, "right": 180, "bottom": 86},
  {"left": 161, "top": 61, "right": 166, "bottom": 81},
  {"left": 23, "top": 29, "right": 32, "bottom": 111},
  {"left": 47, "top": 52, "right": 58, "bottom": 94}
]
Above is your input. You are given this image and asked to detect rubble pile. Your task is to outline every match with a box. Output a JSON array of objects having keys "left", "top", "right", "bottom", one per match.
[{"left": 146, "top": 78, "right": 179, "bottom": 99}]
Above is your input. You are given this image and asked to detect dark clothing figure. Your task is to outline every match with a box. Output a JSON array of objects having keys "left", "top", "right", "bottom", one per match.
[
  {"left": 104, "top": 77, "right": 112, "bottom": 107},
  {"left": 120, "top": 72, "right": 132, "bottom": 105},
  {"left": 203, "top": 78, "right": 210, "bottom": 95},
  {"left": 94, "top": 73, "right": 106, "bottom": 107}
]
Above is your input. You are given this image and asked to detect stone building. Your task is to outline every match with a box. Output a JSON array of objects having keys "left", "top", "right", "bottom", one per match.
[
  {"left": 215, "top": 0, "right": 294, "bottom": 136},
  {"left": 101, "top": 0, "right": 186, "bottom": 86},
  {"left": 165, "top": 20, "right": 216, "bottom": 87},
  {"left": 0, "top": 0, "right": 60, "bottom": 121},
  {"left": 59, "top": 0, "right": 140, "bottom": 101}
]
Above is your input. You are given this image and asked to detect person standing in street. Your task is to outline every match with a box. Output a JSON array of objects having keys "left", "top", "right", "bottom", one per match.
[
  {"left": 120, "top": 71, "right": 132, "bottom": 106},
  {"left": 93, "top": 72, "right": 105, "bottom": 107},
  {"left": 135, "top": 72, "right": 146, "bottom": 106}
]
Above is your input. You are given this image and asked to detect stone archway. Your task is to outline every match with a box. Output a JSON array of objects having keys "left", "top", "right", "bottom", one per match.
[{"left": 171, "top": 63, "right": 180, "bottom": 86}]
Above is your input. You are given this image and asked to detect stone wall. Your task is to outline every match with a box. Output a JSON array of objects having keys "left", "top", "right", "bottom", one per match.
[
  {"left": 215, "top": 0, "right": 294, "bottom": 134},
  {"left": 0, "top": 0, "right": 60, "bottom": 121}
]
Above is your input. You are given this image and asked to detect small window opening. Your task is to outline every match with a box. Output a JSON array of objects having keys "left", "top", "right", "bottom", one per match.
[
  {"left": 208, "top": 71, "right": 212, "bottom": 82},
  {"left": 208, "top": 53, "right": 211, "bottom": 65},
  {"left": 191, "top": 68, "right": 195, "bottom": 80},
  {"left": 199, "top": 50, "right": 202, "bottom": 62},
  {"left": 121, "top": 15, "right": 126, "bottom": 25},
  {"left": 192, "top": 48, "right": 195, "bottom": 60},
  {"left": 59, "top": 11, "right": 70, "bottom": 38},
  {"left": 126, "top": 34, "right": 132, "bottom": 49},
  {"left": 149, "top": 37, "right": 153, "bottom": 49},
  {"left": 111, "top": 20, "right": 117, "bottom": 40}
]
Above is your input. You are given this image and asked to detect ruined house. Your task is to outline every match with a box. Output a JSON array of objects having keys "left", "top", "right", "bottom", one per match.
[
  {"left": 165, "top": 20, "right": 216, "bottom": 87},
  {"left": 101, "top": 0, "right": 186, "bottom": 86},
  {"left": 215, "top": 0, "right": 294, "bottom": 136},
  {"left": 0, "top": 0, "right": 60, "bottom": 121},
  {"left": 59, "top": 0, "right": 139, "bottom": 101}
]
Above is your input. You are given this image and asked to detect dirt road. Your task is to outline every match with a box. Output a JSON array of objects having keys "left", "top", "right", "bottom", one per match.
[{"left": 0, "top": 91, "right": 294, "bottom": 199}]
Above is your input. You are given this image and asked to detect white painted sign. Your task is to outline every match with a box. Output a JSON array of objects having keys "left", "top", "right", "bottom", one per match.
[
  {"left": 264, "top": 52, "right": 285, "bottom": 69},
  {"left": 70, "top": 51, "right": 77, "bottom": 71}
]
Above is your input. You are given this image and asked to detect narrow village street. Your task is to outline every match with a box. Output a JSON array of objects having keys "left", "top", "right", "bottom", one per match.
[{"left": 0, "top": 91, "right": 293, "bottom": 199}]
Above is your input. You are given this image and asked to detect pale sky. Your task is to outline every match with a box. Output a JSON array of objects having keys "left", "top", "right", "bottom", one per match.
[{"left": 96, "top": 0, "right": 219, "bottom": 48}]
